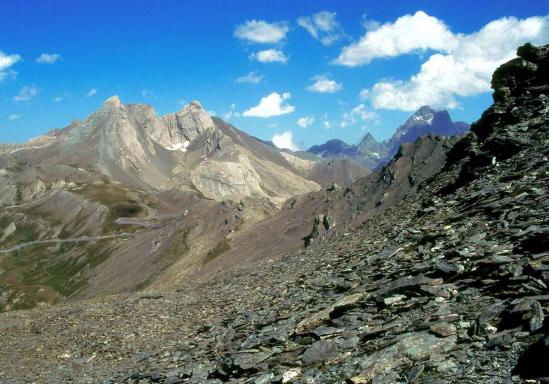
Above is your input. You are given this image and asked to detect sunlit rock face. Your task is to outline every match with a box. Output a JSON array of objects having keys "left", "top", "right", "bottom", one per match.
[{"left": 6, "top": 96, "right": 319, "bottom": 201}]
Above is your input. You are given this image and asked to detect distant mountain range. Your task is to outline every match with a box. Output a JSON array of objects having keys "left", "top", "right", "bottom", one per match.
[{"left": 308, "top": 106, "right": 470, "bottom": 169}]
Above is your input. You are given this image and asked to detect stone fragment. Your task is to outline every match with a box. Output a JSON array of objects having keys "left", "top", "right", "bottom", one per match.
[
  {"left": 294, "top": 293, "right": 364, "bottom": 333},
  {"left": 282, "top": 368, "right": 302, "bottom": 383},
  {"left": 301, "top": 339, "right": 340, "bottom": 365},
  {"left": 429, "top": 322, "right": 457, "bottom": 338}
]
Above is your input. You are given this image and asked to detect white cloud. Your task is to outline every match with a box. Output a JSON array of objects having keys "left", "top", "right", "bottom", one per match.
[
  {"left": 340, "top": 104, "right": 378, "bottom": 128},
  {"left": 53, "top": 96, "right": 63, "bottom": 102},
  {"left": 322, "top": 114, "right": 332, "bottom": 129},
  {"left": 307, "top": 74, "right": 342, "bottom": 93},
  {"left": 297, "top": 11, "right": 343, "bottom": 46},
  {"left": 14, "top": 85, "right": 39, "bottom": 102},
  {"left": 234, "top": 20, "right": 289, "bottom": 43},
  {"left": 249, "top": 49, "right": 288, "bottom": 64},
  {"left": 8, "top": 114, "right": 21, "bottom": 120},
  {"left": 141, "top": 89, "right": 155, "bottom": 99},
  {"left": 36, "top": 53, "right": 61, "bottom": 64},
  {"left": 243, "top": 92, "right": 295, "bottom": 118},
  {"left": 223, "top": 104, "right": 241, "bottom": 120},
  {"left": 0, "top": 51, "right": 21, "bottom": 81},
  {"left": 236, "top": 71, "right": 263, "bottom": 84},
  {"left": 297, "top": 115, "right": 314, "bottom": 128},
  {"left": 335, "top": 11, "right": 458, "bottom": 66},
  {"left": 349, "top": 13, "right": 549, "bottom": 111},
  {"left": 87, "top": 88, "right": 97, "bottom": 97},
  {"left": 272, "top": 131, "right": 299, "bottom": 151}
]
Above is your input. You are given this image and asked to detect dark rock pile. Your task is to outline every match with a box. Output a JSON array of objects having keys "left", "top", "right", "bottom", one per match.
[{"left": 103, "top": 43, "right": 548, "bottom": 384}]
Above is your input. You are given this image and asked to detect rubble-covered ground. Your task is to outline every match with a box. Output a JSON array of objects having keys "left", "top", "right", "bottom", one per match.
[{"left": 0, "top": 44, "right": 547, "bottom": 384}]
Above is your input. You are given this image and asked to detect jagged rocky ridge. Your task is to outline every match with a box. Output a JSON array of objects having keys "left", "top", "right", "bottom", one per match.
[
  {"left": 308, "top": 106, "right": 469, "bottom": 170},
  {"left": 0, "top": 43, "right": 547, "bottom": 384}
]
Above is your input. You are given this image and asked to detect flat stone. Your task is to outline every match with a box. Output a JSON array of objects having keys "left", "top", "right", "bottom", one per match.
[
  {"left": 295, "top": 293, "right": 364, "bottom": 333},
  {"left": 302, "top": 339, "right": 340, "bottom": 365},
  {"left": 430, "top": 322, "right": 457, "bottom": 338}
]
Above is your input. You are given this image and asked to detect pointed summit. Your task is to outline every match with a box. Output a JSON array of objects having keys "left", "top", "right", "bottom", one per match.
[
  {"left": 103, "top": 95, "right": 122, "bottom": 107},
  {"left": 415, "top": 105, "right": 436, "bottom": 116},
  {"left": 188, "top": 100, "right": 203, "bottom": 108},
  {"left": 99, "top": 95, "right": 125, "bottom": 114},
  {"left": 178, "top": 100, "right": 205, "bottom": 114},
  {"left": 407, "top": 105, "right": 436, "bottom": 125},
  {"left": 168, "top": 99, "right": 215, "bottom": 135}
]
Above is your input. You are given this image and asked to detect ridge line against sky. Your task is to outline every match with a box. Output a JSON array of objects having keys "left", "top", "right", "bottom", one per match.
[{"left": 0, "top": 0, "right": 548, "bottom": 149}]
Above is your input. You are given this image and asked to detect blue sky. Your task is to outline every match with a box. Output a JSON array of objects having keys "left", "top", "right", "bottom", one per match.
[{"left": 1, "top": 1, "right": 548, "bottom": 149}]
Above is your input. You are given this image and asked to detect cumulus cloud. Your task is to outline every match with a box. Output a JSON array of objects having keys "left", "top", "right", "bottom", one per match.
[
  {"left": 234, "top": 20, "right": 289, "bottom": 43},
  {"left": 0, "top": 51, "right": 21, "bottom": 81},
  {"left": 350, "top": 13, "right": 549, "bottom": 111},
  {"left": 36, "top": 53, "right": 61, "bottom": 64},
  {"left": 87, "top": 88, "right": 97, "bottom": 97},
  {"left": 297, "top": 115, "right": 314, "bottom": 128},
  {"left": 335, "top": 11, "right": 458, "bottom": 66},
  {"left": 272, "top": 131, "right": 299, "bottom": 151},
  {"left": 8, "top": 114, "right": 21, "bottom": 121},
  {"left": 340, "top": 104, "right": 378, "bottom": 128},
  {"left": 307, "top": 74, "right": 342, "bottom": 93},
  {"left": 249, "top": 49, "right": 288, "bottom": 64},
  {"left": 243, "top": 92, "right": 295, "bottom": 118},
  {"left": 298, "top": 11, "right": 344, "bottom": 46},
  {"left": 236, "top": 71, "right": 263, "bottom": 84},
  {"left": 14, "top": 85, "right": 39, "bottom": 102}
]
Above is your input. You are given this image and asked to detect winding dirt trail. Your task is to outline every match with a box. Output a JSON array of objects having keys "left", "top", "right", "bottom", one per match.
[{"left": 0, "top": 233, "right": 136, "bottom": 253}]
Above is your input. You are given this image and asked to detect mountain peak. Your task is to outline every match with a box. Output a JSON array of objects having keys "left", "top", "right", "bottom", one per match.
[
  {"left": 415, "top": 105, "right": 436, "bottom": 115},
  {"left": 103, "top": 95, "right": 122, "bottom": 106},
  {"left": 408, "top": 105, "right": 436, "bottom": 125},
  {"left": 178, "top": 100, "right": 205, "bottom": 113},
  {"left": 188, "top": 100, "right": 203, "bottom": 108},
  {"left": 360, "top": 132, "right": 377, "bottom": 143}
]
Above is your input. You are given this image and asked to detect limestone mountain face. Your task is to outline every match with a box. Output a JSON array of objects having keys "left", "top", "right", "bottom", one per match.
[
  {"left": 308, "top": 106, "right": 470, "bottom": 169},
  {"left": 6, "top": 98, "right": 318, "bottom": 203},
  {"left": 0, "top": 99, "right": 322, "bottom": 309}
]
